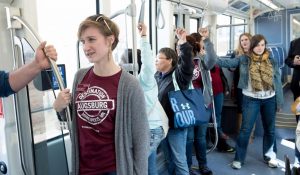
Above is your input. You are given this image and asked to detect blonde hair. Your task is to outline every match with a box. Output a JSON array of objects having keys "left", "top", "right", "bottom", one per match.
[
  {"left": 77, "top": 14, "right": 119, "bottom": 50},
  {"left": 235, "top": 33, "right": 252, "bottom": 56}
]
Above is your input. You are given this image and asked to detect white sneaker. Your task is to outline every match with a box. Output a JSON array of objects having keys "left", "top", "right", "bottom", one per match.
[
  {"left": 231, "top": 161, "right": 242, "bottom": 169},
  {"left": 268, "top": 159, "right": 278, "bottom": 168},
  {"left": 293, "top": 162, "right": 300, "bottom": 168}
]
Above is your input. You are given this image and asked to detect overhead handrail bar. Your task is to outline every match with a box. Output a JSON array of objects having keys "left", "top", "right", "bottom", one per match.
[
  {"left": 164, "top": 0, "right": 204, "bottom": 10},
  {"left": 217, "top": 23, "right": 248, "bottom": 29},
  {"left": 176, "top": 1, "right": 184, "bottom": 28},
  {"left": 110, "top": 4, "right": 135, "bottom": 19}
]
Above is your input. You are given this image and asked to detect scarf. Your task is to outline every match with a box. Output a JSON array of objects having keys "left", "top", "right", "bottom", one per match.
[{"left": 249, "top": 51, "right": 273, "bottom": 91}]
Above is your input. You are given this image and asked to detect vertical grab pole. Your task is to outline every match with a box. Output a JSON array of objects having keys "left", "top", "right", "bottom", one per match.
[
  {"left": 138, "top": 0, "right": 146, "bottom": 23},
  {"left": 129, "top": 0, "right": 138, "bottom": 77},
  {"left": 206, "top": 70, "right": 218, "bottom": 153}
]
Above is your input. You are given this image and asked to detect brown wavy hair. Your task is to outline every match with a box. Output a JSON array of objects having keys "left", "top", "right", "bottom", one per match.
[
  {"left": 77, "top": 14, "right": 119, "bottom": 50},
  {"left": 235, "top": 33, "right": 252, "bottom": 56},
  {"left": 187, "top": 33, "right": 202, "bottom": 57}
]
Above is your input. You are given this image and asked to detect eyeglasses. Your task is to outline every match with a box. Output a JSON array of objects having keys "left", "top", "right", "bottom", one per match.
[{"left": 95, "top": 16, "right": 112, "bottom": 34}]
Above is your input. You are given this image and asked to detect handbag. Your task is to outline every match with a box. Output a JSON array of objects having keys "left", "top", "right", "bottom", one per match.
[{"left": 168, "top": 72, "right": 211, "bottom": 128}]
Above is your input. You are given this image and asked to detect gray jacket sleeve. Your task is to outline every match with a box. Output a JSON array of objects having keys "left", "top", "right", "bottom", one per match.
[
  {"left": 202, "top": 38, "right": 217, "bottom": 70},
  {"left": 129, "top": 78, "right": 150, "bottom": 175}
]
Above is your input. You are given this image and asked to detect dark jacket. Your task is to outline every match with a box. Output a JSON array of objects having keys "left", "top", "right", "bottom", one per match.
[
  {"left": 285, "top": 37, "right": 300, "bottom": 96},
  {"left": 155, "top": 42, "right": 193, "bottom": 128},
  {"left": 0, "top": 71, "right": 15, "bottom": 97}
]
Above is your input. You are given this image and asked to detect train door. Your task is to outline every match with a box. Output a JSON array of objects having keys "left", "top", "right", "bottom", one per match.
[{"left": 0, "top": 0, "right": 96, "bottom": 174}]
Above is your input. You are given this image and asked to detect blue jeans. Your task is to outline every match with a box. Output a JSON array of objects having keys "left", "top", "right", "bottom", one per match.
[
  {"left": 214, "top": 93, "right": 224, "bottom": 136},
  {"left": 186, "top": 123, "right": 208, "bottom": 168},
  {"left": 148, "top": 127, "right": 164, "bottom": 175},
  {"left": 234, "top": 95, "right": 277, "bottom": 163},
  {"left": 163, "top": 128, "right": 189, "bottom": 175},
  {"left": 295, "top": 115, "right": 300, "bottom": 164},
  {"left": 295, "top": 94, "right": 300, "bottom": 164}
]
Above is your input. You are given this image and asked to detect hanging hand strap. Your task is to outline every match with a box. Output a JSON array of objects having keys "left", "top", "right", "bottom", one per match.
[
  {"left": 138, "top": 0, "right": 146, "bottom": 23},
  {"left": 156, "top": 0, "right": 165, "bottom": 29}
]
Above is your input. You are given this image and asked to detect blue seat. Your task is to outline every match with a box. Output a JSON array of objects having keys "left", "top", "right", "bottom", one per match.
[
  {"left": 276, "top": 47, "right": 285, "bottom": 68},
  {"left": 268, "top": 46, "right": 285, "bottom": 68}
]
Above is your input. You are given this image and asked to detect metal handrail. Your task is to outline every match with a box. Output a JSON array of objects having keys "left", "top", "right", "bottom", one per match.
[
  {"left": 109, "top": 2, "right": 139, "bottom": 76},
  {"left": 11, "top": 15, "right": 73, "bottom": 136}
]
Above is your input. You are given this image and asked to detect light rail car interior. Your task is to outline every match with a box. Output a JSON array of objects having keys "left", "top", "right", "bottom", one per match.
[{"left": 0, "top": 0, "right": 300, "bottom": 174}]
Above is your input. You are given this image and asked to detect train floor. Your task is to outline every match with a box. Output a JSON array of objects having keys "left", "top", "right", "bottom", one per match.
[
  {"left": 157, "top": 135, "right": 295, "bottom": 175},
  {"left": 191, "top": 136, "right": 294, "bottom": 175},
  {"left": 157, "top": 85, "right": 297, "bottom": 175}
]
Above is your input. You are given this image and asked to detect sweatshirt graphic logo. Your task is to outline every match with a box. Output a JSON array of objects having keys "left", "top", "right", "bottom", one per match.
[
  {"left": 76, "top": 86, "right": 115, "bottom": 125},
  {"left": 192, "top": 66, "right": 200, "bottom": 80}
]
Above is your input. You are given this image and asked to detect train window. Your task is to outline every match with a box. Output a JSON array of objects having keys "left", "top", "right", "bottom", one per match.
[
  {"left": 291, "top": 14, "right": 300, "bottom": 40},
  {"left": 190, "top": 18, "right": 198, "bottom": 33},
  {"left": 217, "top": 15, "right": 231, "bottom": 56},
  {"left": 36, "top": 0, "right": 95, "bottom": 88},
  {"left": 233, "top": 18, "right": 245, "bottom": 50},
  {"left": 102, "top": 0, "right": 150, "bottom": 65},
  {"left": 217, "top": 14, "right": 231, "bottom": 25},
  {"left": 216, "top": 15, "right": 246, "bottom": 56},
  {"left": 34, "top": 1, "right": 96, "bottom": 142}
]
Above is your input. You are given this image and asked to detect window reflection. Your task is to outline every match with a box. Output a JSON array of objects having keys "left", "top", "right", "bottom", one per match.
[
  {"left": 190, "top": 18, "right": 198, "bottom": 33},
  {"left": 291, "top": 14, "right": 300, "bottom": 40}
]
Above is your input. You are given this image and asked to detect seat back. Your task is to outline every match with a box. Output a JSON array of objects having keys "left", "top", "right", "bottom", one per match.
[{"left": 268, "top": 46, "right": 285, "bottom": 68}]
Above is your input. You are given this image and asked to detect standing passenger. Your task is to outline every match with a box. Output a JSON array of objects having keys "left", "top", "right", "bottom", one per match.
[
  {"left": 53, "top": 14, "right": 149, "bottom": 175},
  {"left": 230, "top": 33, "right": 252, "bottom": 135},
  {"left": 230, "top": 33, "right": 256, "bottom": 144},
  {"left": 217, "top": 34, "right": 283, "bottom": 169},
  {"left": 185, "top": 29, "right": 217, "bottom": 175},
  {"left": 155, "top": 28, "right": 194, "bottom": 175},
  {"left": 285, "top": 37, "right": 300, "bottom": 168},
  {"left": 137, "top": 22, "right": 167, "bottom": 175}
]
